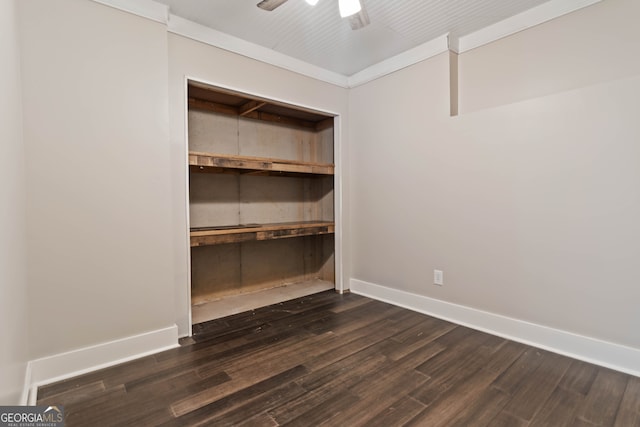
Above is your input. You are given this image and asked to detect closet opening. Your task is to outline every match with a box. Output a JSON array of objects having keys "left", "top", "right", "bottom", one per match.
[{"left": 186, "top": 80, "right": 336, "bottom": 325}]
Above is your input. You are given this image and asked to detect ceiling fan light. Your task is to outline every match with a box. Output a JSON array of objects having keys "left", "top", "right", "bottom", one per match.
[
  {"left": 339, "top": 0, "right": 361, "bottom": 18},
  {"left": 305, "top": 0, "right": 320, "bottom": 5}
]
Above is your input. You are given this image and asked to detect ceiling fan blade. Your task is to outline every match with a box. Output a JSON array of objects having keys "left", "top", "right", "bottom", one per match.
[
  {"left": 257, "top": 0, "right": 288, "bottom": 11},
  {"left": 348, "top": 2, "right": 370, "bottom": 30}
]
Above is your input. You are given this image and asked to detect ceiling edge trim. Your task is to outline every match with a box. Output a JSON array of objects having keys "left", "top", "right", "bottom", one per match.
[
  {"left": 167, "top": 15, "right": 350, "bottom": 88},
  {"left": 456, "top": 0, "right": 602, "bottom": 53},
  {"left": 347, "top": 35, "right": 449, "bottom": 88},
  {"left": 91, "top": 0, "right": 168, "bottom": 24},
  {"left": 89, "top": 0, "right": 603, "bottom": 88}
]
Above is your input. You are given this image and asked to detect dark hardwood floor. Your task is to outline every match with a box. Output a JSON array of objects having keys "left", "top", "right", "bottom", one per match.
[{"left": 38, "top": 291, "right": 640, "bottom": 426}]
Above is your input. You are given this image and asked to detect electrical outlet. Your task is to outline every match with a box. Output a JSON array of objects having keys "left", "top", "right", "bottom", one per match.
[{"left": 433, "top": 269, "right": 444, "bottom": 286}]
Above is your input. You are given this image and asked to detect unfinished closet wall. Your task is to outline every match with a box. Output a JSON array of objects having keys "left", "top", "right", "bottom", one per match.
[{"left": 187, "top": 83, "right": 335, "bottom": 307}]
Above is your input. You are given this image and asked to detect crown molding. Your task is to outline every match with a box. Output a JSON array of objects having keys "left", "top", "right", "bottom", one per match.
[
  {"left": 455, "top": 0, "right": 602, "bottom": 53},
  {"left": 91, "top": 0, "right": 168, "bottom": 24},
  {"left": 167, "top": 14, "right": 349, "bottom": 88},
  {"left": 347, "top": 34, "right": 449, "bottom": 88},
  {"left": 167, "top": 13, "right": 448, "bottom": 89},
  {"left": 90, "top": 0, "right": 602, "bottom": 88}
]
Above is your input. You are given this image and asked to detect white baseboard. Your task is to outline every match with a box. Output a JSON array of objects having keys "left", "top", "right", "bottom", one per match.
[
  {"left": 20, "top": 363, "right": 32, "bottom": 406},
  {"left": 350, "top": 279, "right": 640, "bottom": 377},
  {"left": 25, "top": 325, "right": 179, "bottom": 404}
]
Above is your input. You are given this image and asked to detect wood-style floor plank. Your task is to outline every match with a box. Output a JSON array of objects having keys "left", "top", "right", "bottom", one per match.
[
  {"left": 363, "top": 395, "right": 426, "bottom": 427},
  {"left": 37, "top": 290, "right": 640, "bottom": 426},
  {"left": 406, "top": 368, "right": 504, "bottom": 427},
  {"left": 488, "top": 412, "right": 529, "bottom": 427},
  {"left": 482, "top": 340, "right": 527, "bottom": 374},
  {"left": 499, "top": 351, "right": 572, "bottom": 421},
  {"left": 529, "top": 386, "right": 584, "bottom": 427},
  {"left": 491, "top": 346, "right": 547, "bottom": 394},
  {"left": 410, "top": 327, "right": 498, "bottom": 405},
  {"left": 268, "top": 351, "right": 386, "bottom": 424},
  {"left": 280, "top": 390, "right": 360, "bottom": 427},
  {"left": 448, "top": 387, "right": 511, "bottom": 427},
  {"left": 335, "top": 366, "right": 430, "bottom": 426},
  {"left": 37, "top": 380, "right": 106, "bottom": 406},
  {"left": 615, "top": 377, "right": 640, "bottom": 426},
  {"left": 574, "top": 369, "right": 629, "bottom": 426},
  {"left": 560, "top": 359, "right": 600, "bottom": 395}
]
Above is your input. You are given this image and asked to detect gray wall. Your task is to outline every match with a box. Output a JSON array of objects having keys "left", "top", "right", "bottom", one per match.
[
  {"left": 0, "top": 0, "right": 29, "bottom": 405},
  {"left": 18, "top": 0, "right": 175, "bottom": 359},
  {"left": 349, "top": 0, "right": 640, "bottom": 349}
]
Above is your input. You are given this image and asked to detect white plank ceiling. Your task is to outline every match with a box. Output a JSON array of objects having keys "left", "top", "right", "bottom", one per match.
[{"left": 156, "top": 0, "right": 554, "bottom": 75}]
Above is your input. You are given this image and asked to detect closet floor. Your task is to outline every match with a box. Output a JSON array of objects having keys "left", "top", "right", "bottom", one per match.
[{"left": 191, "top": 279, "right": 335, "bottom": 324}]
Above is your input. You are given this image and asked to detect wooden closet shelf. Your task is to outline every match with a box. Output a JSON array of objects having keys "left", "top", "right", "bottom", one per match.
[
  {"left": 190, "top": 221, "right": 335, "bottom": 247},
  {"left": 189, "top": 152, "right": 334, "bottom": 176}
]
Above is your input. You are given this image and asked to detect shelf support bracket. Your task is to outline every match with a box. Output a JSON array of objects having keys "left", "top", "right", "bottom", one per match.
[{"left": 239, "top": 100, "right": 267, "bottom": 116}]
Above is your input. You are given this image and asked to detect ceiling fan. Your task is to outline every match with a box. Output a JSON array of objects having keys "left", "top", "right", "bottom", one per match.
[{"left": 257, "top": 0, "right": 370, "bottom": 30}]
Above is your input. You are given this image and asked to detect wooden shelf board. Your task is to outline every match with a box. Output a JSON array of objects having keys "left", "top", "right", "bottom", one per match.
[
  {"left": 190, "top": 221, "right": 335, "bottom": 247},
  {"left": 189, "top": 151, "right": 334, "bottom": 176},
  {"left": 188, "top": 96, "right": 333, "bottom": 131}
]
